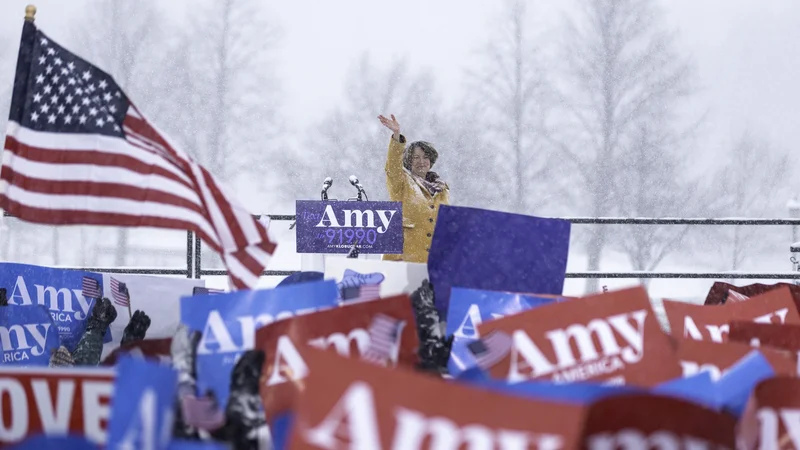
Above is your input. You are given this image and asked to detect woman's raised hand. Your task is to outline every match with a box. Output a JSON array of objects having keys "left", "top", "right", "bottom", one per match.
[{"left": 378, "top": 114, "right": 401, "bottom": 138}]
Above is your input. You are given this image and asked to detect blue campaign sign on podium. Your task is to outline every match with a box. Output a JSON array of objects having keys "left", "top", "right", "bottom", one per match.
[
  {"left": 295, "top": 200, "right": 403, "bottom": 254},
  {"left": 428, "top": 206, "right": 571, "bottom": 319}
]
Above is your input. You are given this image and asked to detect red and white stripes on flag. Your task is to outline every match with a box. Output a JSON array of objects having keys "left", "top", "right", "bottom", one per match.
[
  {"left": 361, "top": 314, "right": 404, "bottom": 366},
  {"left": 1, "top": 114, "right": 275, "bottom": 290},
  {"left": 81, "top": 276, "right": 101, "bottom": 299},
  {"left": 468, "top": 330, "right": 512, "bottom": 370},
  {"left": 348, "top": 284, "right": 381, "bottom": 304},
  {"left": 109, "top": 276, "right": 129, "bottom": 308}
]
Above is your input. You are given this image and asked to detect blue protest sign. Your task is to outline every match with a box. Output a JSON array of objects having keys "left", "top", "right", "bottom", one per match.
[
  {"left": 445, "top": 287, "right": 561, "bottom": 376},
  {"left": 715, "top": 350, "right": 775, "bottom": 418},
  {"left": 295, "top": 200, "right": 403, "bottom": 254},
  {"left": 180, "top": 280, "right": 339, "bottom": 406},
  {"left": 455, "top": 371, "right": 717, "bottom": 410},
  {"left": 0, "top": 263, "right": 110, "bottom": 351},
  {"left": 427, "top": 206, "right": 571, "bottom": 318},
  {"left": 8, "top": 435, "right": 98, "bottom": 450},
  {"left": 270, "top": 412, "right": 294, "bottom": 450},
  {"left": 167, "top": 440, "right": 228, "bottom": 450},
  {"left": 0, "top": 305, "right": 60, "bottom": 366},
  {"left": 653, "top": 371, "right": 718, "bottom": 410},
  {"left": 107, "top": 356, "right": 178, "bottom": 450}
]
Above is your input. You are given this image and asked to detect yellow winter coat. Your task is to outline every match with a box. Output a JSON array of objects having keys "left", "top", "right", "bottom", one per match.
[{"left": 383, "top": 134, "right": 450, "bottom": 263}]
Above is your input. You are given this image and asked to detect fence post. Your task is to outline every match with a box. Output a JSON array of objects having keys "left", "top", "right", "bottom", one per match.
[
  {"left": 186, "top": 231, "right": 193, "bottom": 278},
  {"left": 194, "top": 234, "right": 202, "bottom": 279}
]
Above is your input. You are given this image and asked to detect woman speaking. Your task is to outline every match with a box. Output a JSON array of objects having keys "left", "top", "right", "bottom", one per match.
[{"left": 378, "top": 114, "right": 450, "bottom": 263}]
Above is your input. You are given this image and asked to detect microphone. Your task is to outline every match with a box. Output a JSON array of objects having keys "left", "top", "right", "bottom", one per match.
[
  {"left": 349, "top": 175, "right": 368, "bottom": 201},
  {"left": 321, "top": 177, "right": 333, "bottom": 201},
  {"left": 349, "top": 175, "right": 364, "bottom": 191}
]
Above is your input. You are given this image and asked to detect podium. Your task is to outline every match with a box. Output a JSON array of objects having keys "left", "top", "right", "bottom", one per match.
[{"left": 295, "top": 179, "right": 403, "bottom": 273}]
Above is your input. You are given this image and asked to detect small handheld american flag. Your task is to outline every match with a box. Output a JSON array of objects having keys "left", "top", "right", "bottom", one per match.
[
  {"left": 109, "top": 277, "right": 129, "bottom": 308},
  {"left": 81, "top": 276, "right": 101, "bottom": 299},
  {"left": 467, "top": 330, "right": 512, "bottom": 371},
  {"left": 361, "top": 314, "right": 404, "bottom": 366},
  {"left": 193, "top": 286, "right": 226, "bottom": 295}
]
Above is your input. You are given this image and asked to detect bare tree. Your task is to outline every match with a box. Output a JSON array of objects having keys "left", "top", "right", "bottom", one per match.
[
  {"left": 295, "top": 54, "right": 445, "bottom": 203},
  {"left": 464, "top": 0, "right": 561, "bottom": 213},
  {"left": 180, "top": 0, "right": 285, "bottom": 199},
  {"left": 551, "top": 0, "right": 695, "bottom": 292},
  {"left": 614, "top": 124, "right": 699, "bottom": 284},
  {"left": 712, "top": 132, "right": 793, "bottom": 276}
]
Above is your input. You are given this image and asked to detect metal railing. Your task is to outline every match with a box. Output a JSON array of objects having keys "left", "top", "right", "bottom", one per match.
[
  {"left": 5, "top": 211, "right": 800, "bottom": 280},
  {"left": 3, "top": 210, "right": 194, "bottom": 278}
]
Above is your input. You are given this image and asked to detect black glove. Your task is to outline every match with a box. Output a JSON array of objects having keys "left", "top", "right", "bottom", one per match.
[
  {"left": 410, "top": 279, "right": 451, "bottom": 374},
  {"left": 121, "top": 310, "right": 151, "bottom": 346},
  {"left": 212, "top": 350, "right": 267, "bottom": 449}
]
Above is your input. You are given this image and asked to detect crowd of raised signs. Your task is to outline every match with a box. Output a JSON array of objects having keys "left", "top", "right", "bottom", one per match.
[{"left": 3, "top": 206, "right": 800, "bottom": 449}]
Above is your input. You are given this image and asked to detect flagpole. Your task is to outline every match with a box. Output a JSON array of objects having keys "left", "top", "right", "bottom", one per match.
[{"left": 25, "top": 5, "right": 36, "bottom": 21}]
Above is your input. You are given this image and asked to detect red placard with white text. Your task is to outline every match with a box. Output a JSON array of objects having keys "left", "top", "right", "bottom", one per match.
[{"left": 0, "top": 366, "right": 115, "bottom": 447}]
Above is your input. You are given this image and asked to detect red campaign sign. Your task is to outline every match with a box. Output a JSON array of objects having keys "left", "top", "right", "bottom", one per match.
[
  {"left": 729, "top": 321, "right": 800, "bottom": 351},
  {"left": 256, "top": 294, "right": 419, "bottom": 420},
  {"left": 0, "top": 366, "right": 115, "bottom": 447},
  {"left": 289, "top": 346, "right": 586, "bottom": 449},
  {"left": 675, "top": 337, "right": 796, "bottom": 380},
  {"left": 663, "top": 287, "right": 800, "bottom": 343},
  {"left": 580, "top": 393, "right": 737, "bottom": 448},
  {"left": 478, "top": 286, "right": 681, "bottom": 387},
  {"left": 737, "top": 377, "right": 800, "bottom": 449},
  {"left": 100, "top": 337, "right": 173, "bottom": 366},
  {"left": 705, "top": 281, "right": 800, "bottom": 307}
]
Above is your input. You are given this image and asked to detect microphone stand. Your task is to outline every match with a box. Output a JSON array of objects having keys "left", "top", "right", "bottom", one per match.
[{"left": 346, "top": 178, "right": 368, "bottom": 258}]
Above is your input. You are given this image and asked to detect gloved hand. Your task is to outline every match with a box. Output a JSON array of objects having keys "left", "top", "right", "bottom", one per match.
[{"left": 120, "top": 310, "right": 151, "bottom": 346}]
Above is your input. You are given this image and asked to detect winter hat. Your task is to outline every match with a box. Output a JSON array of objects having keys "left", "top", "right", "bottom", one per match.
[
  {"left": 403, "top": 141, "right": 439, "bottom": 171},
  {"left": 276, "top": 271, "right": 324, "bottom": 288}
]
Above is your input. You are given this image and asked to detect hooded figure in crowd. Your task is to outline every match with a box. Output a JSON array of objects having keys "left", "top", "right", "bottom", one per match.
[{"left": 379, "top": 114, "right": 450, "bottom": 264}]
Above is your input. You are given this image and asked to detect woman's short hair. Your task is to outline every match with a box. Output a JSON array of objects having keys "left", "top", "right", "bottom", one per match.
[{"left": 403, "top": 141, "right": 439, "bottom": 171}]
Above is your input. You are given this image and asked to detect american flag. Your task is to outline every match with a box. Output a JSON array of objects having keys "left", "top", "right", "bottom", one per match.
[
  {"left": 0, "top": 19, "right": 275, "bottom": 290},
  {"left": 193, "top": 286, "right": 226, "bottom": 295},
  {"left": 468, "top": 330, "right": 512, "bottom": 370},
  {"left": 338, "top": 269, "right": 383, "bottom": 303},
  {"left": 361, "top": 314, "right": 404, "bottom": 365},
  {"left": 81, "top": 275, "right": 101, "bottom": 299},
  {"left": 109, "top": 276, "right": 129, "bottom": 308},
  {"left": 340, "top": 284, "right": 381, "bottom": 303}
]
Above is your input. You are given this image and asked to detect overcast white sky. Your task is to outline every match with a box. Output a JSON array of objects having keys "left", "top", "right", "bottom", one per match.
[{"left": 1, "top": 0, "right": 799, "bottom": 161}]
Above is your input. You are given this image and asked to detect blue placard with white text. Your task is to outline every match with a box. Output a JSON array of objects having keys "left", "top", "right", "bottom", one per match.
[
  {"left": 295, "top": 200, "right": 403, "bottom": 253},
  {"left": 0, "top": 263, "right": 110, "bottom": 352},
  {"left": 0, "top": 304, "right": 60, "bottom": 366},
  {"left": 180, "top": 280, "right": 339, "bottom": 406},
  {"left": 107, "top": 356, "right": 178, "bottom": 450}
]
